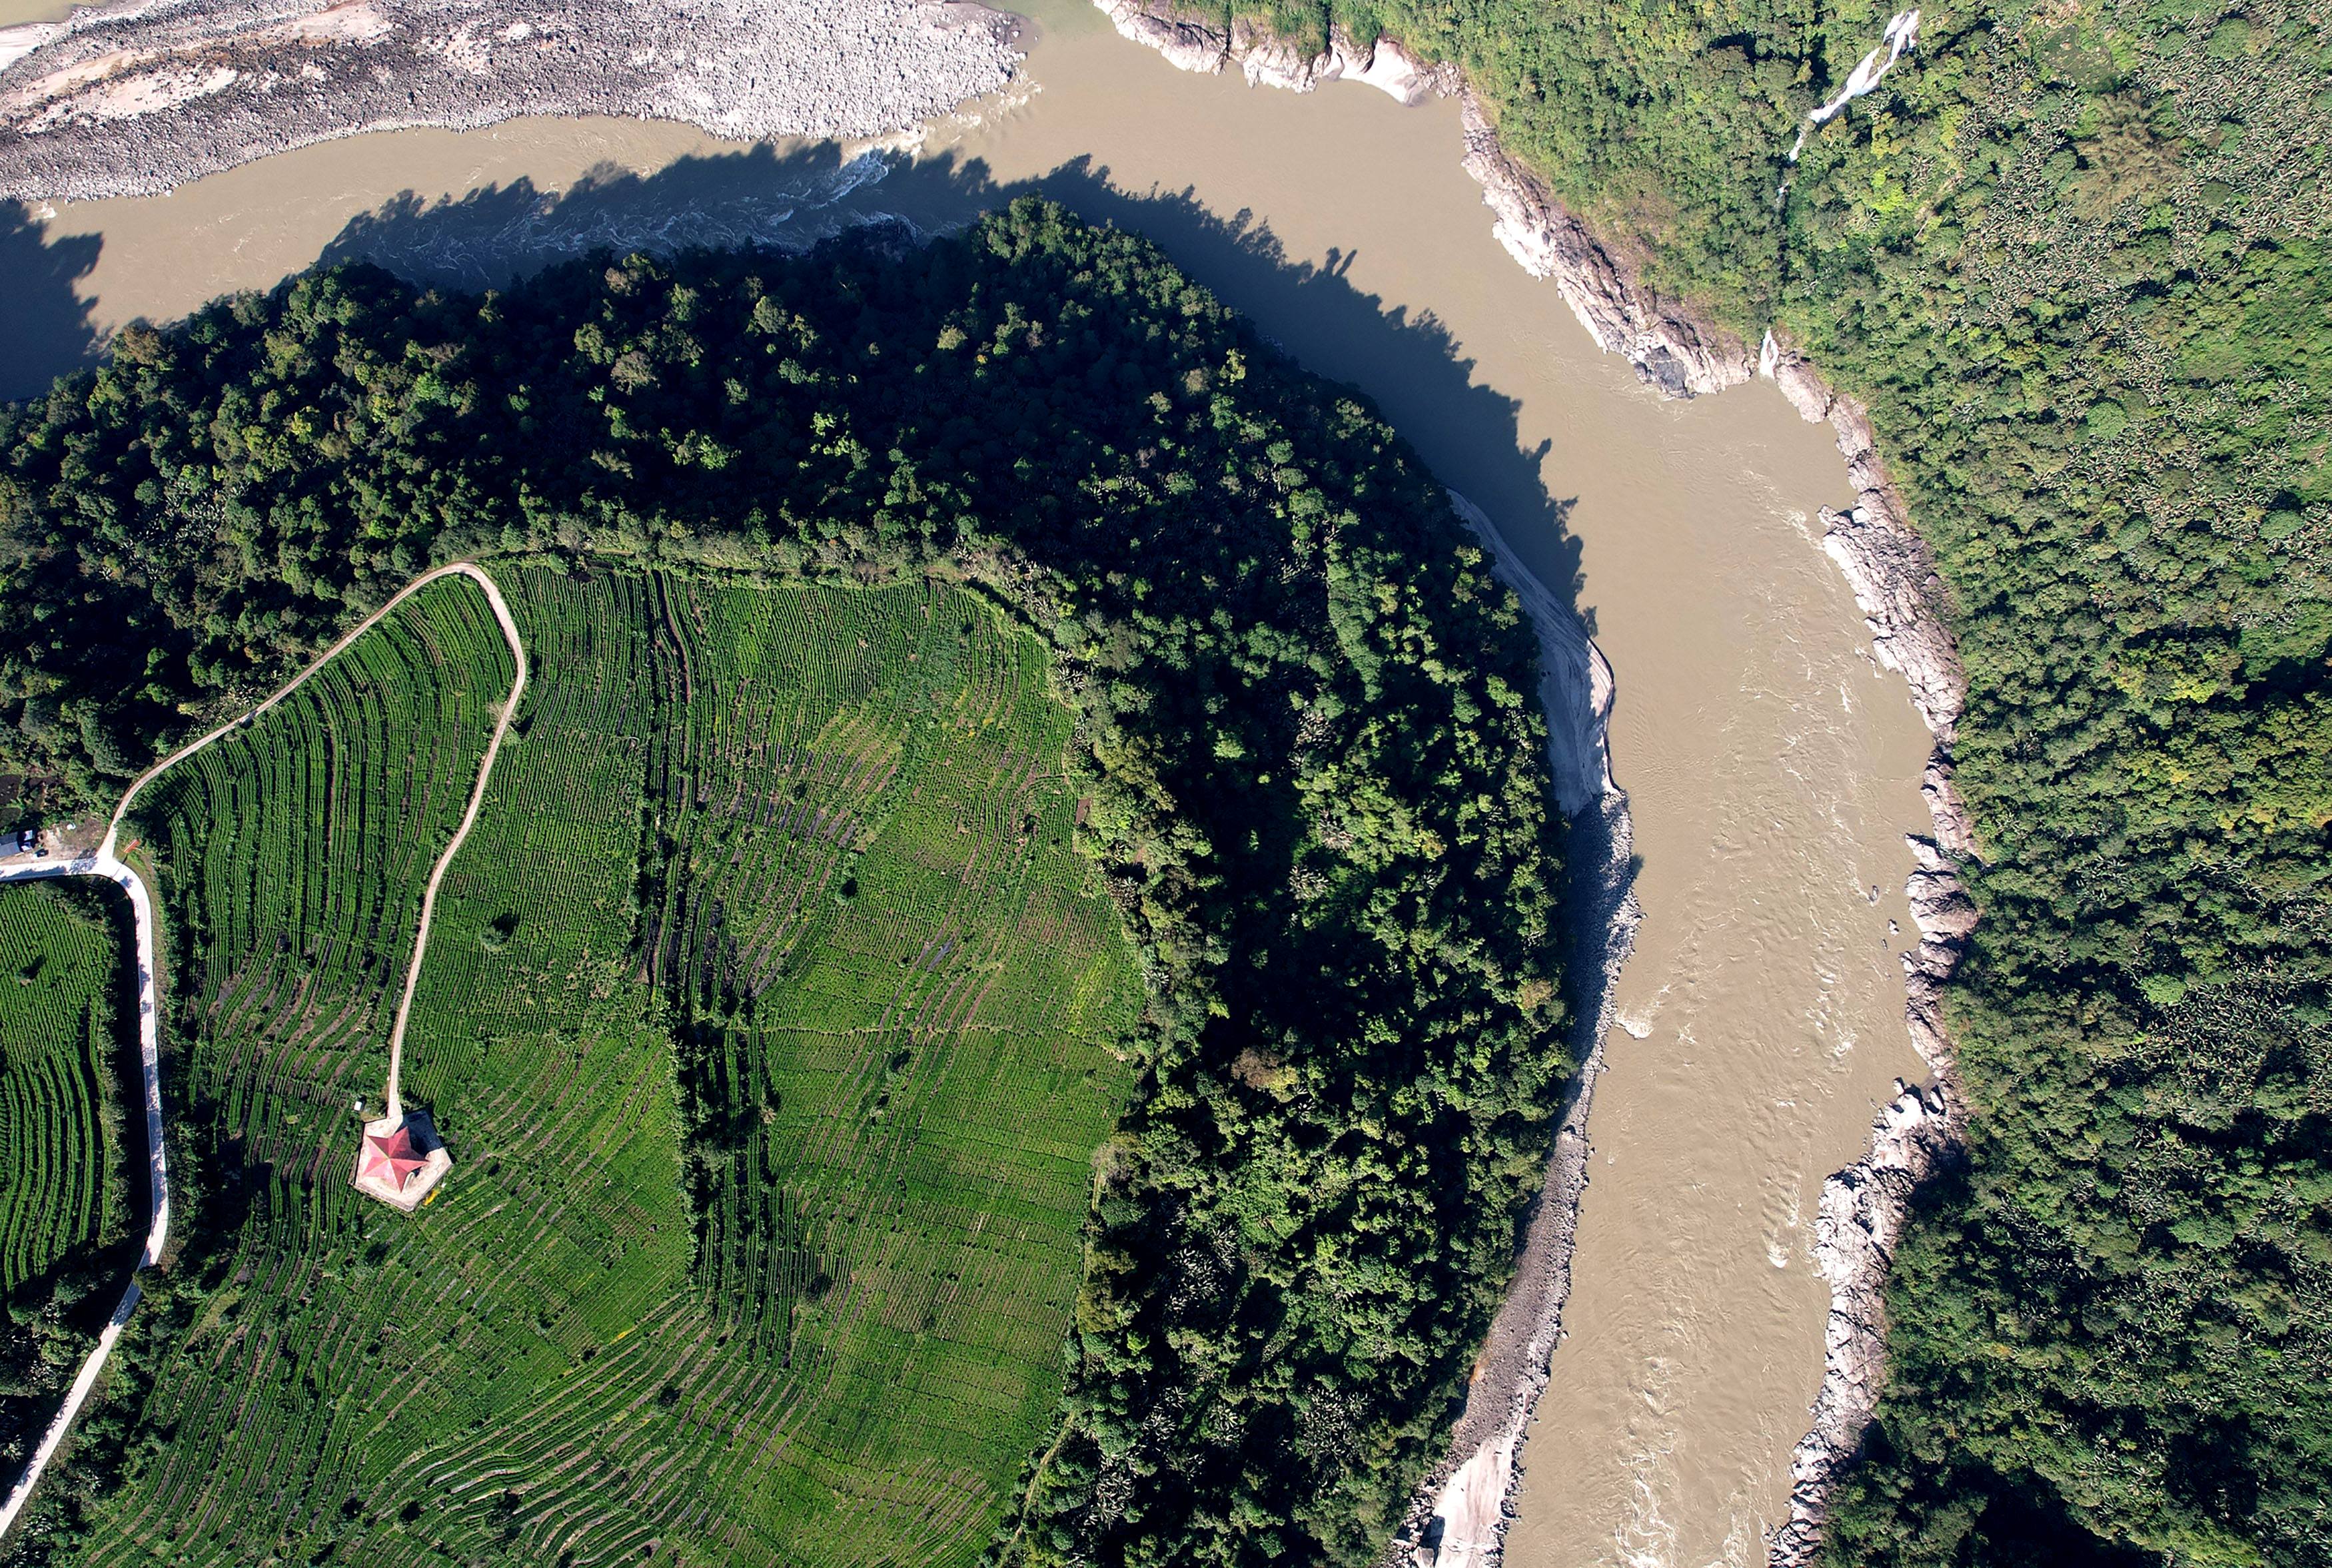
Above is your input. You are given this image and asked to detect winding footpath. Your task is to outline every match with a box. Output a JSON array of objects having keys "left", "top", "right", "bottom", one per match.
[
  {"left": 380, "top": 568, "right": 528, "bottom": 1120},
  {"left": 0, "top": 561, "right": 524, "bottom": 1544}
]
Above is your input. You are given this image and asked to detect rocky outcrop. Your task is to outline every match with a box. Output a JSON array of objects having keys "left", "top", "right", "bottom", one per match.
[
  {"left": 1448, "top": 493, "right": 1613, "bottom": 816},
  {"left": 1447, "top": 72, "right": 1983, "bottom": 1568},
  {"left": 1093, "top": 0, "right": 1752, "bottom": 400},
  {"left": 1092, "top": 0, "right": 1445, "bottom": 104},
  {"left": 1822, "top": 501, "right": 1962, "bottom": 740},
  {"left": 1094, "top": 9, "right": 1979, "bottom": 1561},
  {"left": 1765, "top": 334, "right": 1965, "bottom": 747},
  {"left": 0, "top": 0, "right": 1024, "bottom": 201},
  {"left": 1768, "top": 1062, "right": 1960, "bottom": 1568},
  {"left": 1455, "top": 95, "right": 1754, "bottom": 399},
  {"left": 1758, "top": 336, "right": 1979, "bottom": 1568},
  {"left": 1764, "top": 825, "right": 1974, "bottom": 1568}
]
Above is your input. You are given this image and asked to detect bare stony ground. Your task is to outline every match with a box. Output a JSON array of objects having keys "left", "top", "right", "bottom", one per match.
[{"left": 0, "top": 0, "right": 1021, "bottom": 200}]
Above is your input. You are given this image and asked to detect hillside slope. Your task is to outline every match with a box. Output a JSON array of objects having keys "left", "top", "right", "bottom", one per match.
[{"left": 0, "top": 200, "right": 1572, "bottom": 1567}]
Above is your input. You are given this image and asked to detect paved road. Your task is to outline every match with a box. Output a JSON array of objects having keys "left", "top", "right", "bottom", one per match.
[
  {"left": 0, "top": 561, "right": 522, "bottom": 1541},
  {"left": 0, "top": 849, "right": 165, "bottom": 1544}
]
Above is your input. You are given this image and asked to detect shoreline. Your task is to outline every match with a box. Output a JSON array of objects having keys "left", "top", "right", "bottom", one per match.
[
  {"left": 1085, "top": 6, "right": 1978, "bottom": 1564},
  {"left": 0, "top": 0, "right": 1022, "bottom": 201},
  {"left": 1421, "top": 492, "right": 1639, "bottom": 1568},
  {"left": 0, "top": 0, "right": 1980, "bottom": 1553},
  {"left": 1758, "top": 336, "right": 1978, "bottom": 1567}
]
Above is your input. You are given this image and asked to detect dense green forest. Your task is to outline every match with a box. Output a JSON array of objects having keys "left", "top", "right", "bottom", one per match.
[
  {"left": 1203, "top": 0, "right": 2331, "bottom": 1558},
  {"left": 0, "top": 200, "right": 1567, "bottom": 1565}
]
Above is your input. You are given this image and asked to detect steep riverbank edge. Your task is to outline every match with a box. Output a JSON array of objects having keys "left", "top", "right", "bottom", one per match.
[
  {"left": 1087, "top": 5, "right": 1980, "bottom": 1564},
  {"left": 1761, "top": 334, "right": 1978, "bottom": 1568},
  {"left": 1429, "top": 493, "right": 1640, "bottom": 1568},
  {"left": 0, "top": 0, "right": 1021, "bottom": 202}
]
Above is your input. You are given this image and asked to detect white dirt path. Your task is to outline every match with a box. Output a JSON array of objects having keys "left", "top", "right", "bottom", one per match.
[
  {"left": 374, "top": 565, "right": 527, "bottom": 1120},
  {"left": 0, "top": 560, "right": 525, "bottom": 1542}
]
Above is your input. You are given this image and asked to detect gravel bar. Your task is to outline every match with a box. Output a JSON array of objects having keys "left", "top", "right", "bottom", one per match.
[{"left": 0, "top": 0, "right": 1021, "bottom": 201}]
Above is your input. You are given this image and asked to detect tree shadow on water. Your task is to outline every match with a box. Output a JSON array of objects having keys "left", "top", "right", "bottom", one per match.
[
  {"left": 0, "top": 200, "right": 102, "bottom": 402},
  {"left": 318, "top": 135, "right": 1629, "bottom": 1121},
  {"left": 317, "top": 143, "right": 941, "bottom": 293},
  {"left": 318, "top": 140, "right": 1585, "bottom": 612}
]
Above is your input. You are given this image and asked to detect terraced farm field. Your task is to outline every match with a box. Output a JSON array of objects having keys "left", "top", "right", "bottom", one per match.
[
  {"left": 67, "top": 565, "right": 1138, "bottom": 1567},
  {"left": 129, "top": 573, "right": 519, "bottom": 1178},
  {"left": 0, "top": 881, "right": 136, "bottom": 1479}
]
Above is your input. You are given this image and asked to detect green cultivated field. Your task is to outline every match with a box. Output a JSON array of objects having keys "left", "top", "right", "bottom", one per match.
[
  {"left": 133, "top": 574, "right": 516, "bottom": 1172},
  {"left": 0, "top": 887, "right": 128, "bottom": 1296},
  {"left": 68, "top": 565, "right": 1137, "bottom": 1567},
  {"left": 0, "top": 211, "right": 1573, "bottom": 1565},
  {"left": 0, "top": 881, "right": 135, "bottom": 1479}
]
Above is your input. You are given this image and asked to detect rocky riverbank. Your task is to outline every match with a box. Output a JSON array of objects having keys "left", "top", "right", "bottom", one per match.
[
  {"left": 1090, "top": 6, "right": 1978, "bottom": 1564},
  {"left": 1093, "top": 0, "right": 1447, "bottom": 103},
  {"left": 1091, "top": 0, "right": 1754, "bottom": 402},
  {"left": 0, "top": 0, "right": 1021, "bottom": 201},
  {"left": 1758, "top": 335, "right": 1978, "bottom": 1568},
  {"left": 1454, "top": 97, "right": 1756, "bottom": 400},
  {"left": 1428, "top": 492, "right": 1638, "bottom": 1568}
]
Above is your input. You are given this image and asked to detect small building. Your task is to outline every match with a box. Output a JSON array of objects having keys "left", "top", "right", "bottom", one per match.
[{"left": 350, "top": 1108, "right": 452, "bottom": 1211}]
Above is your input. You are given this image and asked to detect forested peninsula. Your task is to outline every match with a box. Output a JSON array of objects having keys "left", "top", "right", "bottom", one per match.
[
  {"left": 1157, "top": 0, "right": 2331, "bottom": 1560},
  {"left": 0, "top": 200, "right": 1577, "bottom": 1565}
]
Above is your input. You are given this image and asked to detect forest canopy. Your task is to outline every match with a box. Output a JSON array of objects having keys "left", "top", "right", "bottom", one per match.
[
  {"left": 0, "top": 198, "right": 1573, "bottom": 1566},
  {"left": 1200, "top": 0, "right": 2332, "bottom": 1559}
]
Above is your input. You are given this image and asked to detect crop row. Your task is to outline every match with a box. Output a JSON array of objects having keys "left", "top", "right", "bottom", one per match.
[
  {"left": 0, "top": 884, "right": 131, "bottom": 1297},
  {"left": 131, "top": 577, "right": 515, "bottom": 1181},
  {"left": 73, "top": 567, "right": 1140, "bottom": 1567},
  {"left": 645, "top": 578, "right": 1135, "bottom": 1566}
]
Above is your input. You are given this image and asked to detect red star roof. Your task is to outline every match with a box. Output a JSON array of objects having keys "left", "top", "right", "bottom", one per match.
[{"left": 358, "top": 1125, "right": 430, "bottom": 1189}]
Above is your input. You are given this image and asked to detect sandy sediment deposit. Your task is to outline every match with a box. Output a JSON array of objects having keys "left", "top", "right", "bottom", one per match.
[
  {"left": 0, "top": 0, "right": 1022, "bottom": 200},
  {"left": 1093, "top": 7, "right": 1980, "bottom": 1564}
]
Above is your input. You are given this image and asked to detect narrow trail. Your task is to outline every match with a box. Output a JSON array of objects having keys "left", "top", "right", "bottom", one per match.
[
  {"left": 376, "top": 566, "right": 528, "bottom": 1120},
  {"left": 0, "top": 560, "right": 524, "bottom": 1544}
]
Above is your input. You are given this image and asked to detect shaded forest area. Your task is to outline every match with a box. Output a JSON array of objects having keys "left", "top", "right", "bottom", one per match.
[
  {"left": 1198, "top": 0, "right": 2329, "bottom": 1558},
  {"left": 0, "top": 200, "right": 1570, "bottom": 1566}
]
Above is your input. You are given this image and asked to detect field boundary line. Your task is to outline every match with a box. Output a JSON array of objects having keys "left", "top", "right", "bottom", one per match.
[
  {"left": 0, "top": 850, "right": 161, "bottom": 1545},
  {"left": 0, "top": 560, "right": 520, "bottom": 1544}
]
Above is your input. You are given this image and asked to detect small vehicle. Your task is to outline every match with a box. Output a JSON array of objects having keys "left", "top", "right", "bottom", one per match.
[{"left": 13, "top": 829, "right": 33, "bottom": 855}]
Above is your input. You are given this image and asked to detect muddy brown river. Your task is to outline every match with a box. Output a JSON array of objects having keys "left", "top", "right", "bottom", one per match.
[
  {"left": 0, "top": 0, "right": 72, "bottom": 26},
  {"left": 1, "top": 3, "right": 1934, "bottom": 1562}
]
